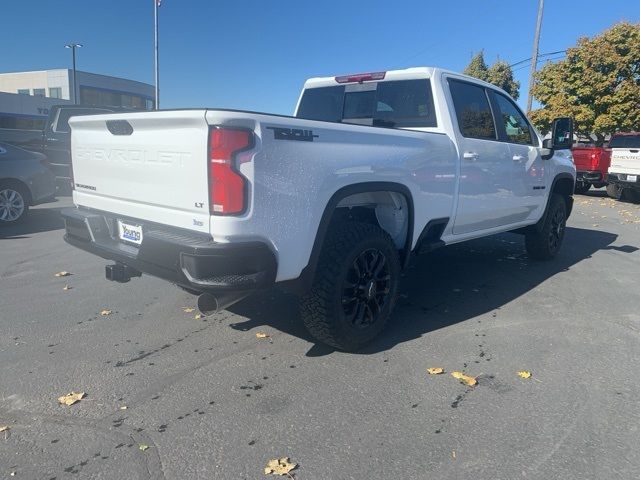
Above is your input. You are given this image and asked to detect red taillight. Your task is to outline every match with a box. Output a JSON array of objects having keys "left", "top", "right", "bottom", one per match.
[
  {"left": 208, "top": 127, "right": 252, "bottom": 215},
  {"left": 335, "top": 71, "right": 386, "bottom": 84}
]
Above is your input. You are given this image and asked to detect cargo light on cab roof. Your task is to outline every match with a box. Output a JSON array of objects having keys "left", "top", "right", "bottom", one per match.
[{"left": 335, "top": 71, "right": 386, "bottom": 84}]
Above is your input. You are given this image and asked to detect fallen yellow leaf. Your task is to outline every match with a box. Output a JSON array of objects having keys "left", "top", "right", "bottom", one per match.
[
  {"left": 264, "top": 457, "right": 297, "bottom": 476},
  {"left": 63, "top": 284, "right": 72, "bottom": 291},
  {"left": 427, "top": 367, "right": 444, "bottom": 375},
  {"left": 119, "top": 406, "right": 128, "bottom": 410},
  {"left": 0, "top": 425, "right": 9, "bottom": 432},
  {"left": 195, "top": 314, "right": 203, "bottom": 320},
  {"left": 256, "top": 332, "right": 270, "bottom": 339},
  {"left": 451, "top": 371, "right": 477, "bottom": 387},
  {"left": 100, "top": 309, "right": 112, "bottom": 316},
  {"left": 517, "top": 370, "right": 532, "bottom": 379},
  {"left": 54, "top": 271, "right": 71, "bottom": 277},
  {"left": 183, "top": 307, "right": 195, "bottom": 313},
  {"left": 58, "top": 391, "right": 85, "bottom": 406},
  {"left": 139, "top": 444, "right": 150, "bottom": 451}
]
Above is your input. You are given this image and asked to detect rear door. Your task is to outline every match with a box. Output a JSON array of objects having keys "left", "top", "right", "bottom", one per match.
[
  {"left": 609, "top": 134, "right": 640, "bottom": 182},
  {"left": 447, "top": 78, "right": 516, "bottom": 235},
  {"left": 490, "top": 90, "right": 546, "bottom": 223}
]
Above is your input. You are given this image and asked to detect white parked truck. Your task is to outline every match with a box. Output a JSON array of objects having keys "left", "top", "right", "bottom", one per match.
[
  {"left": 607, "top": 132, "right": 640, "bottom": 201},
  {"left": 62, "top": 67, "right": 576, "bottom": 351}
]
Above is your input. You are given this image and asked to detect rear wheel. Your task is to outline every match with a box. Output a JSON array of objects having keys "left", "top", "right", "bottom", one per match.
[
  {"left": 606, "top": 183, "right": 622, "bottom": 199},
  {"left": 0, "top": 182, "right": 29, "bottom": 225},
  {"left": 525, "top": 194, "right": 567, "bottom": 260},
  {"left": 300, "top": 222, "right": 400, "bottom": 351},
  {"left": 574, "top": 182, "right": 591, "bottom": 195}
]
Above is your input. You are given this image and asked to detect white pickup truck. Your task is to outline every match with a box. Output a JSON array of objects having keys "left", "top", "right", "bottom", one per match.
[
  {"left": 62, "top": 67, "right": 576, "bottom": 351},
  {"left": 607, "top": 132, "right": 640, "bottom": 201}
]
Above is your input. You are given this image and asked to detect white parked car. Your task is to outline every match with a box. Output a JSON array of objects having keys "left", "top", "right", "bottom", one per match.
[{"left": 61, "top": 67, "right": 576, "bottom": 350}]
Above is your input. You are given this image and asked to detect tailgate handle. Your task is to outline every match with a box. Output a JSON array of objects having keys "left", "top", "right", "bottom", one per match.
[{"left": 106, "top": 120, "right": 133, "bottom": 136}]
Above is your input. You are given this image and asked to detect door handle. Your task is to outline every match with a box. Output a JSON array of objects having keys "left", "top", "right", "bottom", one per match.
[
  {"left": 512, "top": 154, "right": 526, "bottom": 163},
  {"left": 463, "top": 152, "right": 479, "bottom": 161}
]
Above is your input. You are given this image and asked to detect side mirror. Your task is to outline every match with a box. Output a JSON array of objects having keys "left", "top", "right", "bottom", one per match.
[
  {"left": 540, "top": 138, "right": 554, "bottom": 160},
  {"left": 551, "top": 117, "right": 573, "bottom": 150}
]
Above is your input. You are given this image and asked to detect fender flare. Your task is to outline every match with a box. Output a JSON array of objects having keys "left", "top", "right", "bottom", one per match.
[
  {"left": 530, "top": 173, "right": 575, "bottom": 233},
  {"left": 295, "top": 182, "right": 415, "bottom": 291}
]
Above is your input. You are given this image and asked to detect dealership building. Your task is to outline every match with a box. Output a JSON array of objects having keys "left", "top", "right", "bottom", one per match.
[
  {"left": 0, "top": 69, "right": 154, "bottom": 109},
  {"left": 0, "top": 69, "right": 154, "bottom": 132}
]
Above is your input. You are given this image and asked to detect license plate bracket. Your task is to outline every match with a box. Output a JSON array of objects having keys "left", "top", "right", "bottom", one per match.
[{"left": 118, "top": 220, "right": 143, "bottom": 245}]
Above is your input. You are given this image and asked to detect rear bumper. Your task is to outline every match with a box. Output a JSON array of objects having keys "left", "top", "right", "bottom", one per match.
[
  {"left": 61, "top": 207, "right": 277, "bottom": 293},
  {"left": 576, "top": 170, "right": 605, "bottom": 183},
  {"left": 607, "top": 173, "right": 640, "bottom": 189}
]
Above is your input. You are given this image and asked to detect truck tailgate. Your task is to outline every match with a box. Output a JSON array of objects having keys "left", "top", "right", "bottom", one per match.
[{"left": 70, "top": 110, "right": 211, "bottom": 234}]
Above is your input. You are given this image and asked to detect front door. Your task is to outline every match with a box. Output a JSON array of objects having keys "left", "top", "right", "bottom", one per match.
[
  {"left": 490, "top": 91, "right": 546, "bottom": 223},
  {"left": 448, "top": 78, "right": 518, "bottom": 235}
]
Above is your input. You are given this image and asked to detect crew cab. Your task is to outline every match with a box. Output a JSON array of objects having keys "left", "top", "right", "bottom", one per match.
[
  {"left": 61, "top": 67, "right": 575, "bottom": 351},
  {"left": 607, "top": 132, "right": 640, "bottom": 201},
  {"left": 572, "top": 141, "right": 610, "bottom": 194}
]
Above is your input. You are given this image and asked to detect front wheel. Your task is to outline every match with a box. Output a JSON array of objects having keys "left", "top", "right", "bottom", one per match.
[
  {"left": 300, "top": 222, "right": 400, "bottom": 351},
  {"left": 525, "top": 194, "right": 567, "bottom": 260}
]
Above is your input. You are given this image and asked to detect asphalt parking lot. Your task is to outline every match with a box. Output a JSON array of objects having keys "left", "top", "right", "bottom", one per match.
[{"left": 1, "top": 191, "right": 639, "bottom": 480}]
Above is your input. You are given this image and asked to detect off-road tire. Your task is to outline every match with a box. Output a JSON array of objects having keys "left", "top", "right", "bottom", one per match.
[
  {"left": 606, "top": 183, "right": 622, "bottom": 199},
  {"left": 574, "top": 182, "right": 591, "bottom": 195},
  {"left": 300, "top": 222, "right": 400, "bottom": 351},
  {"left": 525, "top": 193, "right": 567, "bottom": 260}
]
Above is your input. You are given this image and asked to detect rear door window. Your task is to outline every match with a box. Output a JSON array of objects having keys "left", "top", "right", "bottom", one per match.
[
  {"left": 448, "top": 79, "right": 496, "bottom": 140},
  {"left": 296, "top": 79, "right": 437, "bottom": 128},
  {"left": 609, "top": 135, "right": 640, "bottom": 149}
]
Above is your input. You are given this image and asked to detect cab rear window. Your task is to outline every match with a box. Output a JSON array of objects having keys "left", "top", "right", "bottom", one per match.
[
  {"left": 296, "top": 79, "right": 437, "bottom": 128},
  {"left": 609, "top": 135, "right": 640, "bottom": 149}
]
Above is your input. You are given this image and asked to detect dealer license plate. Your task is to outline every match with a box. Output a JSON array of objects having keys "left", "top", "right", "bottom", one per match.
[{"left": 118, "top": 220, "right": 143, "bottom": 245}]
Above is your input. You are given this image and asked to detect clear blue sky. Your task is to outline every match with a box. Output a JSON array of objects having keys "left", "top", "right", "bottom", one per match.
[{"left": 2, "top": 1, "right": 638, "bottom": 113}]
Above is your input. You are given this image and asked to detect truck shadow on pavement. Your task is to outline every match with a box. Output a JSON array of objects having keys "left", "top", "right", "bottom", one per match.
[
  {"left": 0, "top": 204, "right": 66, "bottom": 239},
  {"left": 230, "top": 226, "right": 621, "bottom": 356}
]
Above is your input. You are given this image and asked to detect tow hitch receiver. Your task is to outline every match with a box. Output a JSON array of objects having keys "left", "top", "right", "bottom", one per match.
[{"left": 105, "top": 263, "right": 142, "bottom": 283}]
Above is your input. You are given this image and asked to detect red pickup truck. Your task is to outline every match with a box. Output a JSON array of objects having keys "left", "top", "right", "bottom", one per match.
[{"left": 572, "top": 142, "right": 611, "bottom": 194}]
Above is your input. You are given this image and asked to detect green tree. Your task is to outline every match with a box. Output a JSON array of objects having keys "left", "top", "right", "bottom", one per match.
[
  {"left": 487, "top": 61, "right": 520, "bottom": 100},
  {"left": 463, "top": 51, "right": 520, "bottom": 100},
  {"left": 463, "top": 51, "right": 489, "bottom": 80},
  {"left": 530, "top": 21, "right": 640, "bottom": 143}
]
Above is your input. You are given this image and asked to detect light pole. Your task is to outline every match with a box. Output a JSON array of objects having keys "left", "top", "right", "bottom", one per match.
[
  {"left": 526, "top": 0, "right": 544, "bottom": 113},
  {"left": 65, "top": 43, "right": 83, "bottom": 104}
]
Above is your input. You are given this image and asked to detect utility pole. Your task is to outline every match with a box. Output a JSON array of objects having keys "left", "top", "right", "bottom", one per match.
[
  {"left": 154, "top": 0, "right": 160, "bottom": 109},
  {"left": 526, "top": 0, "right": 544, "bottom": 113},
  {"left": 65, "top": 43, "right": 83, "bottom": 104}
]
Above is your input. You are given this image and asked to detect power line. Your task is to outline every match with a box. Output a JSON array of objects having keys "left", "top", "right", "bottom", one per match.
[
  {"left": 512, "top": 54, "right": 565, "bottom": 72},
  {"left": 510, "top": 49, "right": 566, "bottom": 68}
]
